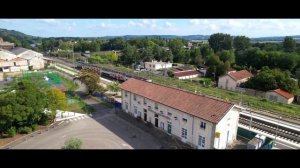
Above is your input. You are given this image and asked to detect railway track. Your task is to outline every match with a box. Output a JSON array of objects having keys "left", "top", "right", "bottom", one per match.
[{"left": 239, "top": 115, "right": 300, "bottom": 144}]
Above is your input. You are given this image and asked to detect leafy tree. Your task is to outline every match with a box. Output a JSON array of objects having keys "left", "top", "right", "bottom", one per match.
[
  {"left": 75, "top": 69, "right": 104, "bottom": 94},
  {"left": 121, "top": 45, "right": 138, "bottom": 65},
  {"left": 107, "top": 81, "right": 120, "bottom": 95},
  {"left": 62, "top": 138, "right": 82, "bottom": 149},
  {"left": 208, "top": 33, "right": 233, "bottom": 52},
  {"left": 169, "top": 38, "right": 185, "bottom": 63},
  {"left": 46, "top": 88, "right": 67, "bottom": 112},
  {"left": 194, "top": 55, "right": 203, "bottom": 66},
  {"left": 200, "top": 44, "right": 214, "bottom": 61},
  {"left": 244, "top": 69, "right": 298, "bottom": 93},
  {"left": 207, "top": 55, "right": 221, "bottom": 66},
  {"left": 161, "top": 49, "right": 173, "bottom": 62},
  {"left": 233, "top": 36, "right": 251, "bottom": 51},
  {"left": 283, "top": 36, "right": 296, "bottom": 52},
  {"left": 218, "top": 50, "right": 235, "bottom": 64}
]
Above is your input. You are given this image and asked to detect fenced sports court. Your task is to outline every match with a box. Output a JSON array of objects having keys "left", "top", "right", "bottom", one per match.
[{"left": 21, "top": 71, "right": 65, "bottom": 91}]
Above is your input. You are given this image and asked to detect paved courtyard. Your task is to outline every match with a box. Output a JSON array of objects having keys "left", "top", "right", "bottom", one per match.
[{"left": 11, "top": 81, "right": 162, "bottom": 149}]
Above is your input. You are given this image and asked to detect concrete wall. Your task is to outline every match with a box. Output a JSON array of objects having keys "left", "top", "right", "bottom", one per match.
[
  {"left": 28, "top": 57, "right": 45, "bottom": 70},
  {"left": 265, "top": 91, "right": 294, "bottom": 104},
  {"left": 214, "top": 106, "right": 239, "bottom": 149},
  {"left": 177, "top": 74, "right": 199, "bottom": 80},
  {"left": 218, "top": 75, "right": 237, "bottom": 91}
]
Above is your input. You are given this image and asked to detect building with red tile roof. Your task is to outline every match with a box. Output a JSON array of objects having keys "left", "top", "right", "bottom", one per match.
[
  {"left": 120, "top": 78, "right": 239, "bottom": 149},
  {"left": 218, "top": 70, "right": 253, "bottom": 91},
  {"left": 266, "top": 89, "right": 294, "bottom": 104}
]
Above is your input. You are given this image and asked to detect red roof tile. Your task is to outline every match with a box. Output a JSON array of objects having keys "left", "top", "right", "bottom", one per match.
[
  {"left": 228, "top": 70, "right": 253, "bottom": 81},
  {"left": 120, "top": 78, "right": 234, "bottom": 123},
  {"left": 174, "top": 70, "right": 200, "bottom": 77},
  {"left": 273, "top": 89, "right": 294, "bottom": 99}
]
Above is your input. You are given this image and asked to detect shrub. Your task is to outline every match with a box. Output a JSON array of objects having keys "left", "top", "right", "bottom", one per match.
[
  {"left": 18, "top": 126, "right": 32, "bottom": 134},
  {"left": 7, "top": 127, "right": 16, "bottom": 137},
  {"left": 31, "top": 124, "right": 38, "bottom": 131},
  {"left": 62, "top": 138, "right": 82, "bottom": 149}
]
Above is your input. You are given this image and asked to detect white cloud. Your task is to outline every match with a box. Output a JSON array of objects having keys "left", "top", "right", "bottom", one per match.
[
  {"left": 0, "top": 19, "right": 17, "bottom": 23},
  {"left": 37, "top": 19, "right": 57, "bottom": 24},
  {"left": 189, "top": 19, "right": 201, "bottom": 25},
  {"left": 165, "top": 22, "right": 173, "bottom": 27}
]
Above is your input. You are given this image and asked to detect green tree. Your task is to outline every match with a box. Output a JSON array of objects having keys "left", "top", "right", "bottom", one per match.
[
  {"left": 218, "top": 50, "right": 235, "bottom": 64},
  {"left": 62, "top": 138, "right": 82, "bottom": 149},
  {"left": 200, "top": 44, "right": 214, "bottom": 61},
  {"left": 233, "top": 36, "right": 251, "bottom": 51},
  {"left": 244, "top": 69, "right": 298, "bottom": 93},
  {"left": 107, "top": 81, "right": 120, "bottom": 95},
  {"left": 75, "top": 69, "right": 104, "bottom": 94},
  {"left": 169, "top": 38, "right": 185, "bottom": 63},
  {"left": 283, "top": 36, "right": 296, "bottom": 52},
  {"left": 121, "top": 45, "right": 138, "bottom": 65},
  {"left": 46, "top": 88, "right": 67, "bottom": 112},
  {"left": 207, "top": 55, "right": 221, "bottom": 66},
  {"left": 208, "top": 33, "right": 233, "bottom": 52}
]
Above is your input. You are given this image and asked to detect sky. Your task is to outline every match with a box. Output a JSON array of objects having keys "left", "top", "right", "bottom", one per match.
[{"left": 1, "top": 19, "right": 300, "bottom": 38}]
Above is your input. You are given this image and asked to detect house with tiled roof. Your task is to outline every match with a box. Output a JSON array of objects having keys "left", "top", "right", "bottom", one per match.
[
  {"left": 266, "top": 89, "right": 294, "bottom": 104},
  {"left": 10, "top": 47, "right": 45, "bottom": 70},
  {"left": 218, "top": 70, "right": 253, "bottom": 91},
  {"left": 0, "top": 47, "right": 44, "bottom": 74},
  {"left": 120, "top": 78, "right": 240, "bottom": 149}
]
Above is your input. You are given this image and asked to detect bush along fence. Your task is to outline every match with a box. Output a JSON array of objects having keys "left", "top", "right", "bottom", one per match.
[{"left": 92, "top": 92, "right": 122, "bottom": 110}]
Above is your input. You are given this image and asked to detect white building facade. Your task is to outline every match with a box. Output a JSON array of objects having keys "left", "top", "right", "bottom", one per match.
[
  {"left": 144, "top": 60, "right": 172, "bottom": 71},
  {"left": 121, "top": 78, "right": 240, "bottom": 149}
]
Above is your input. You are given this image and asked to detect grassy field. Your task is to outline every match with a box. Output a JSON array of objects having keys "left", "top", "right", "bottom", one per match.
[{"left": 98, "top": 64, "right": 300, "bottom": 118}]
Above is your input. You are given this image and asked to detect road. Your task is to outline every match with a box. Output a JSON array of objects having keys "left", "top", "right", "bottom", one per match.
[{"left": 12, "top": 80, "right": 161, "bottom": 149}]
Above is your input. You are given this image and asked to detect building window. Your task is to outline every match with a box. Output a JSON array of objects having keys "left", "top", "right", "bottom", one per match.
[
  {"left": 143, "top": 98, "right": 147, "bottom": 105},
  {"left": 160, "top": 111, "right": 164, "bottom": 115},
  {"left": 167, "top": 112, "right": 172, "bottom": 116},
  {"left": 14, "top": 62, "right": 16, "bottom": 66},
  {"left": 160, "top": 122, "right": 164, "bottom": 129},
  {"left": 198, "top": 136, "right": 205, "bottom": 147},
  {"left": 181, "top": 128, "right": 187, "bottom": 139},
  {"left": 125, "top": 91, "right": 128, "bottom": 97},
  {"left": 200, "top": 122, "right": 206, "bottom": 129},
  {"left": 148, "top": 106, "right": 151, "bottom": 110},
  {"left": 133, "top": 94, "right": 136, "bottom": 101},
  {"left": 174, "top": 116, "right": 178, "bottom": 120},
  {"left": 125, "top": 102, "right": 128, "bottom": 110},
  {"left": 182, "top": 118, "right": 187, "bottom": 122},
  {"left": 155, "top": 102, "right": 158, "bottom": 110}
]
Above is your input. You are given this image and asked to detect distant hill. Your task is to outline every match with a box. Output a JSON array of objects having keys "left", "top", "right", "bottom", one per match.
[
  {"left": 0, "top": 28, "right": 42, "bottom": 47},
  {"left": 101, "top": 35, "right": 211, "bottom": 40},
  {"left": 1, "top": 27, "right": 300, "bottom": 43}
]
